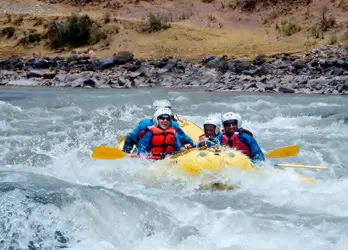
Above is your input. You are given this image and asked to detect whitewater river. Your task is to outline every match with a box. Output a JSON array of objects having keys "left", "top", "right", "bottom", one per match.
[{"left": 1, "top": 87, "right": 348, "bottom": 250}]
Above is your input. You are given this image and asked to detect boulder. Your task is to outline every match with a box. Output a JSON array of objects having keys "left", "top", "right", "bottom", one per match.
[
  {"left": 94, "top": 56, "right": 115, "bottom": 70},
  {"left": 114, "top": 51, "right": 134, "bottom": 64}
]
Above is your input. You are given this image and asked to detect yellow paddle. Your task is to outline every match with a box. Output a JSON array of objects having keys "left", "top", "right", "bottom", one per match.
[
  {"left": 92, "top": 146, "right": 129, "bottom": 160},
  {"left": 91, "top": 146, "right": 159, "bottom": 160},
  {"left": 264, "top": 145, "right": 299, "bottom": 159},
  {"left": 274, "top": 164, "right": 328, "bottom": 170}
]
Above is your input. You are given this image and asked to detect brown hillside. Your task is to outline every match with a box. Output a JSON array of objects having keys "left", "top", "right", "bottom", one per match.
[{"left": 0, "top": 0, "right": 348, "bottom": 60}]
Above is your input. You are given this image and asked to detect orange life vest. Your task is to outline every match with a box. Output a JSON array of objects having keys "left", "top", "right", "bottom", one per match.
[
  {"left": 138, "top": 129, "right": 147, "bottom": 139},
  {"left": 221, "top": 129, "right": 253, "bottom": 157},
  {"left": 149, "top": 126, "right": 176, "bottom": 157}
]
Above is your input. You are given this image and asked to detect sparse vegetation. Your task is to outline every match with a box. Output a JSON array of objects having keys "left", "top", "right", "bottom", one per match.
[
  {"left": 0, "top": 0, "right": 347, "bottom": 61},
  {"left": 342, "top": 29, "right": 348, "bottom": 41},
  {"left": 336, "top": 0, "right": 346, "bottom": 7},
  {"left": 328, "top": 34, "right": 338, "bottom": 45},
  {"left": 143, "top": 13, "right": 171, "bottom": 32},
  {"left": 153, "top": 11, "right": 193, "bottom": 22},
  {"left": 1, "top": 27, "right": 16, "bottom": 39},
  {"left": 207, "top": 14, "right": 217, "bottom": 22},
  {"left": 310, "top": 7, "right": 336, "bottom": 39},
  {"left": 276, "top": 21, "right": 301, "bottom": 37},
  {"left": 46, "top": 14, "right": 107, "bottom": 49},
  {"left": 304, "top": 39, "right": 317, "bottom": 50},
  {"left": 3, "top": 14, "right": 12, "bottom": 24},
  {"left": 33, "top": 17, "right": 44, "bottom": 27},
  {"left": 13, "top": 16, "right": 24, "bottom": 26},
  {"left": 18, "top": 29, "right": 41, "bottom": 46},
  {"left": 104, "top": 12, "right": 111, "bottom": 24}
]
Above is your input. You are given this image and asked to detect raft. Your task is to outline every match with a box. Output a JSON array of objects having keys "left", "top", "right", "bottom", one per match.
[
  {"left": 167, "top": 147, "right": 254, "bottom": 175},
  {"left": 155, "top": 147, "right": 315, "bottom": 186},
  {"left": 118, "top": 119, "right": 316, "bottom": 186}
]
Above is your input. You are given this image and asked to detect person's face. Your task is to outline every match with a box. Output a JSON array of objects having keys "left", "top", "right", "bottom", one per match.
[
  {"left": 157, "top": 115, "right": 171, "bottom": 129},
  {"left": 204, "top": 124, "right": 216, "bottom": 137},
  {"left": 223, "top": 120, "right": 238, "bottom": 134}
]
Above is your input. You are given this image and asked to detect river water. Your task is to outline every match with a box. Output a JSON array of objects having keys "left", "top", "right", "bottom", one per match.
[{"left": 1, "top": 87, "right": 348, "bottom": 250}]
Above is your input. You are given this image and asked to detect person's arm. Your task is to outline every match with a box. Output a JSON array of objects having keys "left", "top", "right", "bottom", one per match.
[
  {"left": 198, "top": 134, "right": 207, "bottom": 148},
  {"left": 241, "top": 134, "right": 265, "bottom": 161},
  {"left": 122, "top": 135, "right": 136, "bottom": 153},
  {"left": 123, "top": 120, "right": 151, "bottom": 153},
  {"left": 135, "top": 131, "right": 152, "bottom": 154},
  {"left": 172, "top": 121, "right": 196, "bottom": 147},
  {"left": 129, "top": 120, "right": 152, "bottom": 140}
]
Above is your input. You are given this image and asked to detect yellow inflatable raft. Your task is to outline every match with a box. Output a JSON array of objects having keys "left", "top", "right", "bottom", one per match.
[
  {"left": 118, "top": 119, "right": 316, "bottom": 187},
  {"left": 156, "top": 147, "right": 315, "bottom": 186}
]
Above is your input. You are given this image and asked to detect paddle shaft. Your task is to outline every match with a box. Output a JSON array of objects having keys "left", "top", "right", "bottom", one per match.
[
  {"left": 129, "top": 155, "right": 161, "bottom": 160},
  {"left": 274, "top": 164, "right": 327, "bottom": 170}
]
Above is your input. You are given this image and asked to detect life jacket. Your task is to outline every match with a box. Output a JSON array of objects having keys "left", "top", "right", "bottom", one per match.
[
  {"left": 138, "top": 129, "right": 148, "bottom": 140},
  {"left": 221, "top": 129, "right": 253, "bottom": 157},
  {"left": 149, "top": 126, "right": 176, "bottom": 157},
  {"left": 138, "top": 117, "right": 178, "bottom": 140}
]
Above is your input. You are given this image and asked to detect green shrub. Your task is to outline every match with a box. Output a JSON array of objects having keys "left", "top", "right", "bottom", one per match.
[
  {"left": 310, "top": 7, "right": 336, "bottom": 39},
  {"left": 18, "top": 29, "right": 41, "bottom": 45},
  {"left": 145, "top": 13, "right": 171, "bottom": 32},
  {"left": 275, "top": 21, "right": 301, "bottom": 37},
  {"left": 47, "top": 14, "right": 107, "bottom": 49}
]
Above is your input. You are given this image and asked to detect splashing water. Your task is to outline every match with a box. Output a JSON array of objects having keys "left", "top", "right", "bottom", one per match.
[{"left": 1, "top": 87, "right": 348, "bottom": 250}]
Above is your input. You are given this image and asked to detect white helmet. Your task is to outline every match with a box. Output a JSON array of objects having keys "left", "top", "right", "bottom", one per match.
[
  {"left": 153, "top": 108, "right": 172, "bottom": 126},
  {"left": 221, "top": 112, "right": 242, "bottom": 128},
  {"left": 203, "top": 116, "right": 221, "bottom": 135},
  {"left": 152, "top": 99, "right": 172, "bottom": 110}
]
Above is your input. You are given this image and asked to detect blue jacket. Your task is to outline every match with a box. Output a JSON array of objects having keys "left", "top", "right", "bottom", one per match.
[
  {"left": 199, "top": 133, "right": 223, "bottom": 148},
  {"left": 225, "top": 132, "right": 265, "bottom": 161},
  {"left": 134, "top": 128, "right": 182, "bottom": 155},
  {"left": 122, "top": 119, "right": 195, "bottom": 153}
]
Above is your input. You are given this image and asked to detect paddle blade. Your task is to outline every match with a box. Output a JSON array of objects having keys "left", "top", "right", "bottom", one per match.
[
  {"left": 265, "top": 145, "right": 299, "bottom": 159},
  {"left": 274, "top": 164, "right": 328, "bottom": 170},
  {"left": 92, "top": 146, "right": 127, "bottom": 160}
]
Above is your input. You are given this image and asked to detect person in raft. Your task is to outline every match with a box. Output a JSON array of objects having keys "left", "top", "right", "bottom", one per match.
[
  {"left": 122, "top": 99, "right": 195, "bottom": 153},
  {"left": 134, "top": 108, "right": 192, "bottom": 159},
  {"left": 220, "top": 112, "right": 265, "bottom": 162},
  {"left": 198, "top": 116, "right": 223, "bottom": 148}
]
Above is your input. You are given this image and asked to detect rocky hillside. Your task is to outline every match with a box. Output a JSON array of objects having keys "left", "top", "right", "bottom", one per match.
[{"left": 0, "top": 0, "right": 348, "bottom": 60}]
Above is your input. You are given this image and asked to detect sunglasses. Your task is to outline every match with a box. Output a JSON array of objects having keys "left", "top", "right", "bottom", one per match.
[
  {"left": 223, "top": 120, "right": 238, "bottom": 126},
  {"left": 158, "top": 115, "right": 171, "bottom": 121}
]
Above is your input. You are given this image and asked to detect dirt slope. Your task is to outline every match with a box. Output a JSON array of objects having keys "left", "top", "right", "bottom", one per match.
[{"left": 0, "top": 0, "right": 347, "bottom": 60}]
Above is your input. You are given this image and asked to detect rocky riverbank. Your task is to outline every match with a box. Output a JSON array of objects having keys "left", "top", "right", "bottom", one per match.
[{"left": 1, "top": 45, "right": 348, "bottom": 95}]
